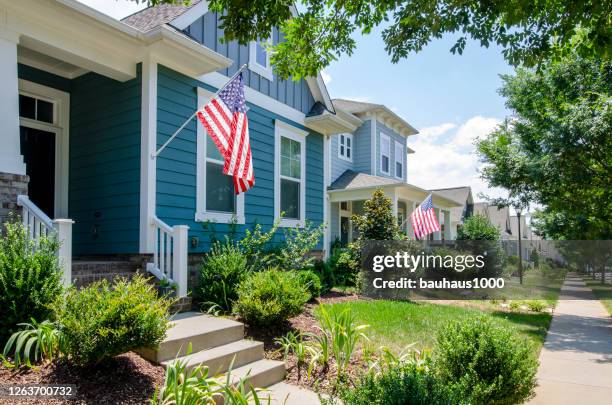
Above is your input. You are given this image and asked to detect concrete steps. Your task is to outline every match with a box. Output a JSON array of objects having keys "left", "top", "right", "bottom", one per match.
[{"left": 141, "top": 312, "right": 286, "bottom": 392}]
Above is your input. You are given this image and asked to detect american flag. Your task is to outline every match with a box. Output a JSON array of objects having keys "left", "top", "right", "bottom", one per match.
[
  {"left": 411, "top": 194, "right": 440, "bottom": 239},
  {"left": 196, "top": 73, "right": 254, "bottom": 194}
]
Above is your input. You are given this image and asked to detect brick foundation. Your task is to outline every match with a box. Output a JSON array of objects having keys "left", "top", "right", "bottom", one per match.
[{"left": 0, "top": 172, "right": 29, "bottom": 226}]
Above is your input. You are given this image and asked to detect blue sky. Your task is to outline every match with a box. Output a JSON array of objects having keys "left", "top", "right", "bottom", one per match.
[{"left": 79, "top": 0, "right": 512, "bottom": 201}]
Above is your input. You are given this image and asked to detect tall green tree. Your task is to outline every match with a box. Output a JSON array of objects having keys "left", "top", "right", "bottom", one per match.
[
  {"left": 136, "top": 0, "right": 610, "bottom": 79},
  {"left": 476, "top": 54, "right": 611, "bottom": 240}
]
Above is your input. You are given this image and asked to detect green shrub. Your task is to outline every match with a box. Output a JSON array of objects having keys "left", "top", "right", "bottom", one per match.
[
  {"left": 296, "top": 270, "right": 322, "bottom": 298},
  {"left": 435, "top": 317, "right": 538, "bottom": 404},
  {"left": 457, "top": 214, "right": 500, "bottom": 241},
  {"left": 234, "top": 269, "right": 310, "bottom": 327},
  {"left": 338, "top": 360, "right": 462, "bottom": 405},
  {"left": 526, "top": 300, "right": 546, "bottom": 312},
  {"left": 312, "top": 259, "right": 335, "bottom": 294},
  {"left": 196, "top": 242, "right": 249, "bottom": 312},
  {"left": 329, "top": 246, "right": 360, "bottom": 287},
  {"left": 54, "top": 275, "right": 171, "bottom": 366},
  {"left": 0, "top": 221, "right": 63, "bottom": 343}
]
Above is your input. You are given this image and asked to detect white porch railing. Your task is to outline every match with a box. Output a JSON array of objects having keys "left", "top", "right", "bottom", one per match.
[
  {"left": 146, "top": 216, "right": 189, "bottom": 297},
  {"left": 17, "top": 195, "right": 73, "bottom": 286}
]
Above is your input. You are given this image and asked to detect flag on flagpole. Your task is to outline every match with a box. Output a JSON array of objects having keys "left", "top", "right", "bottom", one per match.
[
  {"left": 196, "top": 72, "right": 254, "bottom": 194},
  {"left": 410, "top": 194, "right": 440, "bottom": 239}
]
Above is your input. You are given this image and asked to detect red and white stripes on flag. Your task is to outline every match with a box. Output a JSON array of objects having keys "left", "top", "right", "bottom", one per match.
[
  {"left": 196, "top": 72, "right": 254, "bottom": 194},
  {"left": 410, "top": 194, "right": 440, "bottom": 239}
]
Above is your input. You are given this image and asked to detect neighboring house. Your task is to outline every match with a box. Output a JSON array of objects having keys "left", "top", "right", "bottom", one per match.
[
  {"left": 0, "top": 0, "right": 357, "bottom": 297},
  {"left": 430, "top": 186, "right": 474, "bottom": 240},
  {"left": 325, "top": 99, "right": 462, "bottom": 246}
]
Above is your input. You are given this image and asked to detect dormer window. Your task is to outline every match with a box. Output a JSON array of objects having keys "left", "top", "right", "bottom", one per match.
[
  {"left": 249, "top": 32, "right": 273, "bottom": 81},
  {"left": 338, "top": 133, "right": 353, "bottom": 161}
]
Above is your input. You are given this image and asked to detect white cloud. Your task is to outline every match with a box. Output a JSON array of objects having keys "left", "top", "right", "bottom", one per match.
[
  {"left": 408, "top": 116, "right": 505, "bottom": 202},
  {"left": 76, "top": 0, "right": 145, "bottom": 19},
  {"left": 321, "top": 70, "right": 332, "bottom": 85}
]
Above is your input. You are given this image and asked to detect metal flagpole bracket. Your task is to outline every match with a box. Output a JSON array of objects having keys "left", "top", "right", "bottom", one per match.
[{"left": 151, "top": 64, "right": 248, "bottom": 159}]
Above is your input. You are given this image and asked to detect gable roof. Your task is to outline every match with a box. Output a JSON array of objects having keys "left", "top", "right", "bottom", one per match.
[
  {"left": 332, "top": 99, "right": 418, "bottom": 137},
  {"left": 431, "top": 187, "right": 473, "bottom": 223},
  {"left": 122, "top": 2, "right": 201, "bottom": 32}
]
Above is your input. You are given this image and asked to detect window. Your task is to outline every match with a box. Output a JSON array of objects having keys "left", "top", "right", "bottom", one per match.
[
  {"left": 196, "top": 88, "right": 245, "bottom": 223},
  {"left": 275, "top": 120, "right": 307, "bottom": 227},
  {"left": 19, "top": 94, "right": 55, "bottom": 124},
  {"left": 338, "top": 133, "right": 353, "bottom": 161},
  {"left": 380, "top": 133, "right": 390, "bottom": 175},
  {"left": 394, "top": 141, "right": 404, "bottom": 179},
  {"left": 249, "top": 32, "right": 274, "bottom": 81}
]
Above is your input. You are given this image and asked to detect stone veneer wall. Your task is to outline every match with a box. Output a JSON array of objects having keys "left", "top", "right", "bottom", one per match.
[{"left": 0, "top": 172, "right": 29, "bottom": 226}]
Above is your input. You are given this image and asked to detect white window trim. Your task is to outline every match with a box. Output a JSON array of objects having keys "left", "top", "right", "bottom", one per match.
[
  {"left": 380, "top": 132, "right": 391, "bottom": 175},
  {"left": 337, "top": 133, "right": 353, "bottom": 162},
  {"left": 275, "top": 119, "right": 308, "bottom": 228},
  {"left": 195, "top": 87, "right": 245, "bottom": 224},
  {"left": 248, "top": 33, "right": 274, "bottom": 82},
  {"left": 18, "top": 79, "right": 70, "bottom": 219},
  {"left": 394, "top": 140, "right": 404, "bottom": 180}
]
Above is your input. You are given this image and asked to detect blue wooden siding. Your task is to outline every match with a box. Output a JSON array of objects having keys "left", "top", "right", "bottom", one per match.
[
  {"left": 330, "top": 134, "right": 353, "bottom": 183},
  {"left": 375, "top": 121, "right": 408, "bottom": 182},
  {"left": 69, "top": 70, "right": 141, "bottom": 255},
  {"left": 183, "top": 12, "right": 316, "bottom": 114},
  {"left": 16, "top": 64, "right": 141, "bottom": 255},
  {"left": 155, "top": 65, "right": 324, "bottom": 252},
  {"left": 353, "top": 120, "right": 372, "bottom": 174}
]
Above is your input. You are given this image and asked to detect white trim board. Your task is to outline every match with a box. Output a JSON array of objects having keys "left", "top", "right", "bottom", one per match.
[
  {"left": 169, "top": 1, "right": 209, "bottom": 30},
  {"left": 18, "top": 79, "right": 70, "bottom": 219},
  {"left": 198, "top": 71, "right": 306, "bottom": 125}
]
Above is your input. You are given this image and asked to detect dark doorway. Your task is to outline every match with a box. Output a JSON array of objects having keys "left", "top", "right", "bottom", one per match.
[
  {"left": 340, "top": 215, "right": 350, "bottom": 245},
  {"left": 20, "top": 126, "right": 55, "bottom": 217}
]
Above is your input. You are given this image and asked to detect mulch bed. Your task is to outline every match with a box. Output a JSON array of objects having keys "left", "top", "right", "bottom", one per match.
[{"left": 0, "top": 352, "right": 164, "bottom": 404}]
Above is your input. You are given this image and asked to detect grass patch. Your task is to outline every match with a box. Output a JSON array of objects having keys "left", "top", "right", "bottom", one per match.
[
  {"left": 317, "top": 300, "right": 552, "bottom": 354},
  {"left": 583, "top": 277, "right": 612, "bottom": 316}
]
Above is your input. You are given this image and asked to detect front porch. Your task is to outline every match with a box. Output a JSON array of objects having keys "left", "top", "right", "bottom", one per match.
[{"left": 327, "top": 172, "right": 461, "bottom": 247}]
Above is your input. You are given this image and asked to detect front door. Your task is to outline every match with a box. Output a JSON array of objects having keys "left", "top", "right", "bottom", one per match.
[{"left": 20, "top": 126, "right": 56, "bottom": 217}]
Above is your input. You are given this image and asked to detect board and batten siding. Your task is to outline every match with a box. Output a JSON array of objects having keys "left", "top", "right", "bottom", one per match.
[
  {"left": 16, "top": 64, "right": 142, "bottom": 255},
  {"left": 183, "top": 12, "right": 315, "bottom": 114},
  {"left": 375, "top": 120, "right": 408, "bottom": 182},
  {"left": 155, "top": 65, "right": 324, "bottom": 252}
]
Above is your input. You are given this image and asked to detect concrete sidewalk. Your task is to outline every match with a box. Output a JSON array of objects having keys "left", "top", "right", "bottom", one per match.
[{"left": 528, "top": 273, "right": 612, "bottom": 405}]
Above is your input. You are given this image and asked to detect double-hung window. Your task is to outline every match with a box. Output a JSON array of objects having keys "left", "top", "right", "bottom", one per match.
[
  {"left": 394, "top": 141, "right": 404, "bottom": 179},
  {"left": 275, "top": 120, "right": 307, "bottom": 227},
  {"left": 249, "top": 31, "right": 274, "bottom": 81},
  {"left": 380, "top": 133, "right": 390, "bottom": 175},
  {"left": 338, "top": 133, "right": 353, "bottom": 161},
  {"left": 196, "top": 88, "right": 245, "bottom": 223}
]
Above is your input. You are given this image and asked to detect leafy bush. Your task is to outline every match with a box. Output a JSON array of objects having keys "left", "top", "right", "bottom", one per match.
[
  {"left": 0, "top": 221, "right": 63, "bottom": 343},
  {"left": 338, "top": 356, "right": 461, "bottom": 405},
  {"left": 54, "top": 275, "right": 171, "bottom": 366},
  {"left": 312, "top": 259, "right": 335, "bottom": 294},
  {"left": 329, "top": 246, "right": 360, "bottom": 287},
  {"left": 457, "top": 214, "right": 500, "bottom": 241},
  {"left": 3, "top": 319, "right": 64, "bottom": 367},
  {"left": 267, "top": 221, "right": 325, "bottom": 272},
  {"left": 296, "top": 270, "right": 322, "bottom": 298},
  {"left": 526, "top": 300, "right": 546, "bottom": 312},
  {"left": 435, "top": 317, "right": 538, "bottom": 404},
  {"left": 196, "top": 241, "right": 249, "bottom": 312},
  {"left": 234, "top": 269, "right": 310, "bottom": 327}
]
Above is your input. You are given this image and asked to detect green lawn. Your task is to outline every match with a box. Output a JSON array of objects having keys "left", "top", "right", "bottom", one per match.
[
  {"left": 583, "top": 277, "right": 612, "bottom": 316},
  {"left": 318, "top": 300, "right": 552, "bottom": 354}
]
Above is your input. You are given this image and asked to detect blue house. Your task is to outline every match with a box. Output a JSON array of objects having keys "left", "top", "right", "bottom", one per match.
[
  {"left": 0, "top": 0, "right": 357, "bottom": 297},
  {"left": 325, "top": 99, "right": 462, "bottom": 246}
]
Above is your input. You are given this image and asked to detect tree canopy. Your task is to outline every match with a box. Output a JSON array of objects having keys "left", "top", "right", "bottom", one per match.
[
  {"left": 137, "top": 0, "right": 610, "bottom": 79},
  {"left": 476, "top": 54, "right": 611, "bottom": 240}
]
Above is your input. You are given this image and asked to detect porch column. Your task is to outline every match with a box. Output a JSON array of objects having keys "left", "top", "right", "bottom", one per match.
[
  {"left": 433, "top": 208, "right": 441, "bottom": 240},
  {"left": 443, "top": 210, "right": 452, "bottom": 240},
  {"left": 0, "top": 30, "right": 28, "bottom": 225},
  {"left": 407, "top": 201, "right": 415, "bottom": 238}
]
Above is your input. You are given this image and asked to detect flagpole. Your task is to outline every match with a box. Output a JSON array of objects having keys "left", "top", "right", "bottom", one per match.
[{"left": 151, "top": 64, "right": 248, "bottom": 159}]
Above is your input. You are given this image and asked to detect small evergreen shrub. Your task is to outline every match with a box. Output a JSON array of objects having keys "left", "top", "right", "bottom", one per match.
[
  {"left": 296, "top": 270, "right": 322, "bottom": 298},
  {"left": 196, "top": 242, "right": 249, "bottom": 312},
  {"left": 329, "top": 246, "right": 360, "bottom": 287},
  {"left": 0, "top": 221, "right": 63, "bottom": 343},
  {"left": 312, "top": 259, "right": 335, "bottom": 294},
  {"left": 435, "top": 317, "right": 538, "bottom": 404},
  {"left": 234, "top": 269, "right": 310, "bottom": 327},
  {"left": 54, "top": 275, "right": 171, "bottom": 366}
]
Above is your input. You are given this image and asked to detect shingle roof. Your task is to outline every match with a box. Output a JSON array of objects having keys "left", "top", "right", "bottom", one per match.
[
  {"left": 332, "top": 99, "right": 384, "bottom": 115},
  {"left": 121, "top": 1, "right": 201, "bottom": 32},
  {"left": 329, "top": 170, "right": 403, "bottom": 190},
  {"left": 430, "top": 187, "right": 473, "bottom": 223},
  {"left": 473, "top": 202, "right": 489, "bottom": 216},
  {"left": 488, "top": 205, "right": 512, "bottom": 236}
]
